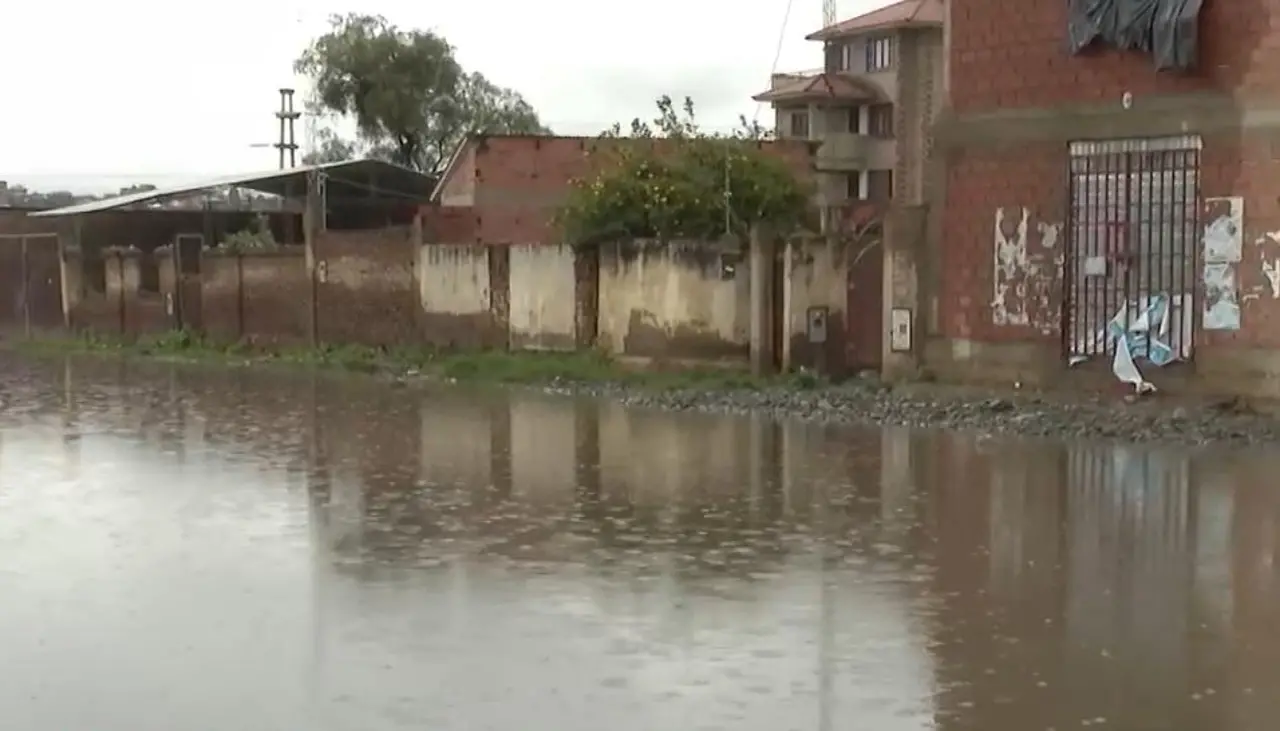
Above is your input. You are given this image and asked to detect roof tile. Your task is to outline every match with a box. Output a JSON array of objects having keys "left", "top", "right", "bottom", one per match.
[{"left": 806, "top": 0, "right": 944, "bottom": 41}]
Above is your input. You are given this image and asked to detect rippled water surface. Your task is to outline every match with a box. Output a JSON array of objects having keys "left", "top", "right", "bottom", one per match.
[{"left": 1, "top": 355, "right": 1279, "bottom": 730}]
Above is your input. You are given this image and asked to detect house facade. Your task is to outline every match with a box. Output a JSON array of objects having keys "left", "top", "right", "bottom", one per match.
[
  {"left": 754, "top": 0, "right": 945, "bottom": 231},
  {"left": 933, "top": 0, "right": 1280, "bottom": 397}
]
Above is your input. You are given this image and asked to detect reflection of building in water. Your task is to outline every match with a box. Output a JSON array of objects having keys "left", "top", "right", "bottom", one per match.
[
  {"left": 1060, "top": 446, "right": 1221, "bottom": 729},
  {"left": 1228, "top": 453, "right": 1280, "bottom": 729},
  {"left": 927, "top": 439, "right": 1238, "bottom": 731},
  {"left": 987, "top": 443, "right": 1065, "bottom": 599},
  {"left": 1064, "top": 448, "right": 1191, "bottom": 668}
]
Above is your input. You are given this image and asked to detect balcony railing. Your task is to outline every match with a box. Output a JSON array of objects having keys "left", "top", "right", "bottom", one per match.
[{"left": 815, "top": 132, "right": 872, "bottom": 171}]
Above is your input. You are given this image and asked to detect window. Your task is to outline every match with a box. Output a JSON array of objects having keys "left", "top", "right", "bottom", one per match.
[
  {"left": 788, "top": 111, "right": 810, "bottom": 138},
  {"left": 841, "top": 43, "right": 856, "bottom": 71},
  {"left": 846, "top": 106, "right": 861, "bottom": 134},
  {"left": 868, "top": 104, "right": 894, "bottom": 137},
  {"left": 867, "top": 169, "right": 894, "bottom": 201},
  {"left": 866, "top": 36, "right": 894, "bottom": 71},
  {"left": 846, "top": 173, "right": 861, "bottom": 200}
]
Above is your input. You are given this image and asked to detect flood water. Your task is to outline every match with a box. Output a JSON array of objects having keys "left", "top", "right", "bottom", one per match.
[{"left": 1, "top": 356, "right": 1279, "bottom": 730}]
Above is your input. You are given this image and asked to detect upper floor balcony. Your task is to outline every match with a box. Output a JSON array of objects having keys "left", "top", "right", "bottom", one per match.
[{"left": 816, "top": 132, "right": 873, "bottom": 171}]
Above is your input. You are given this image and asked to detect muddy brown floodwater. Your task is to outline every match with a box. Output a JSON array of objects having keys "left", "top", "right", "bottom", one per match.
[{"left": 2, "top": 356, "right": 1280, "bottom": 730}]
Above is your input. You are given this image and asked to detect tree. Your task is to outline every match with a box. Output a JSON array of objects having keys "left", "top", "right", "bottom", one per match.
[
  {"left": 302, "top": 127, "right": 360, "bottom": 166},
  {"left": 556, "top": 96, "right": 811, "bottom": 245},
  {"left": 295, "top": 13, "right": 549, "bottom": 174}
]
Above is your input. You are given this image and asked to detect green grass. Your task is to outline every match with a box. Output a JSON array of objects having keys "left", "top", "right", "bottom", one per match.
[{"left": 10, "top": 331, "right": 830, "bottom": 393}]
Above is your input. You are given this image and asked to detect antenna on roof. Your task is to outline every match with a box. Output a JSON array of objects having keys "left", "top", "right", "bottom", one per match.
[{"left": 823, "top": 0, "right": 836, "bottom": 27}]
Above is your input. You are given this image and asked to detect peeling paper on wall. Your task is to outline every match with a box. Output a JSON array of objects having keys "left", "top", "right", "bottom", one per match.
[
  {"left": 1256, "top": 231, "right": 1280, "bottom": 300},
  {"left": 1201, "top": 197, "right": 1243, "bottom": 331},
  {"left": 992, "top": 208, "right": 1060, "bottom": 332},
  {"left": 992, "top": 208, "right": 1031, "bottom": 327}
]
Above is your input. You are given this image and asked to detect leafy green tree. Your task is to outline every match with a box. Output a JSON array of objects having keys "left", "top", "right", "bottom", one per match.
[
  {"left": 302, "top": 127, "right": 360, "bottom": 166},
  {"left": 557, "top": 96, "right": 810, "bottom": 244},
  {"left": 295, "top": 13, "right": 549, "bottom": 174}
]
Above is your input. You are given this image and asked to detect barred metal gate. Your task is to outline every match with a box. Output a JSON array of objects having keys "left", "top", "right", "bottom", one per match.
[{"left": 1064, "top": 137, "right": 1200, "bottom": 363}]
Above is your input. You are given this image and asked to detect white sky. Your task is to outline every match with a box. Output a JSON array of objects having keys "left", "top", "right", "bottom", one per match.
[{"left": 0, "top": 1, "right": 881, "bottom": 194}]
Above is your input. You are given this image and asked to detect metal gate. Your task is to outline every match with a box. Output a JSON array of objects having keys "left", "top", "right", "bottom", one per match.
[
  {"left": 1063, "top": 136, "right": 1200, "bottom": 363},
  {"left": 0, "top": 233, "right": 62, "bottom": 336}
]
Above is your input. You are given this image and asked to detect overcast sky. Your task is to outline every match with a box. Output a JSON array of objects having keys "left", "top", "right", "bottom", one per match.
[{"left": 0, "top": 1, "right": 879, "bottom": 194}]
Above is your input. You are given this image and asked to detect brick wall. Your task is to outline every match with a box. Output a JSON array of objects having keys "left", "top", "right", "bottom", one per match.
[
  {"left": 939, "top": 142, "right": 1064, "bottom": 345},
  {"left": 421, "top": 205, "right": 478, "bottom": 245},
  {"left": 64, "top": 250, "right": 171, "bottom": 337},
  {"left": 947, "top": 1, "right": 1273, "bottom": 113},
  {"left": 315, "top": 227, "right": 419, "bottom": 347},
  {"left": 431, "top": 135, "right": 817, "bottom": 246},
  {"left": 933, "top": 0, "right": 1280, "bottom": 395},
  {"left": 199, "top": 250, "right": 311, "bottom": 346}
]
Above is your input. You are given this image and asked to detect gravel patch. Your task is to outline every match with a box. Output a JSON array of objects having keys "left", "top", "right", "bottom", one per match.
[{"left": 534, "top": 377, "right": 1280, "bottom": 446}]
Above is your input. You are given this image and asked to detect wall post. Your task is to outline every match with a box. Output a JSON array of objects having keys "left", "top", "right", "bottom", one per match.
[
  {"left": 881, "top": 204, "right": 926, "bottom": 380},
  {"left": 20, "top": 235, "right": 31, "bottom": 338},
  {"left": 749, "top": 226, "right": 777, "bottom": 376},
  {"left": 304, "top": 170, "right": 325, "bottom": 348},
  {"left": 116, "top": 251, "right": 126, "bottom": 336},
  {"left": 235, "top": 252, "right": 246, "bottom": 340}
]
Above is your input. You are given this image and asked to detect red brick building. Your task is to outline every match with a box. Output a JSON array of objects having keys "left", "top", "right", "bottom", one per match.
[
  {"left": 932, "top": 1, "right": 1280, "bottom": 396},
  {"left": 427, "top": 134, "right": 816, "bottom": 245}
]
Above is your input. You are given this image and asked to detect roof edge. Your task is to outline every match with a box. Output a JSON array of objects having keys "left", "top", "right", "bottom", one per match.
[
  {"left": 30, "top": 158, "right": 433, "bottom": 218},
  {"left": 430, "top": 135, "right": 478, "bottom": 204},
  {"left": 805, "top": 18, "right": 942, "bottom": 41}
]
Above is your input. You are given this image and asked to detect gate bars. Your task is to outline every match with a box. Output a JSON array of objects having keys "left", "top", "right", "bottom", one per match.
[{"left": 1064, "top": 136, "right": 1200, "bottom": 364}]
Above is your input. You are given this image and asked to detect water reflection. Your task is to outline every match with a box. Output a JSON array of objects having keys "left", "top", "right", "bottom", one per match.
[{"left": 0, "top": 356, "right": 1278, "bottom": 730}]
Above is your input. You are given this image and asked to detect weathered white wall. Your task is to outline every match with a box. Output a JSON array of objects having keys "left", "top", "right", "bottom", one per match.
[
  {"left": 597, "top": 240, "right": 749, "bottom": 360},
  {"left": 418, "top": 244, "right": 489, "bottom": 315},
  {"left": 508, "top": 244, "right": 577, "bottom": 350}
]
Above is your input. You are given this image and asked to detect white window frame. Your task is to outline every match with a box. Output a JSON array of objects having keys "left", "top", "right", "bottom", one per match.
[
  {"left": 841, "top": 43, "right": 856, "bottom": 71},
  {"left": 865, "top": 36, "right": 894, "bottom": 71},
  {"left": 788, "top": 110, "right": 810, "bottom": 138}
]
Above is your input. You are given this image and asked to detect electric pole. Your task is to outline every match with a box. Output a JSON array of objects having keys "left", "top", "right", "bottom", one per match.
[{"left": 276, "top": 88, "right": 301, "bottom": 169}]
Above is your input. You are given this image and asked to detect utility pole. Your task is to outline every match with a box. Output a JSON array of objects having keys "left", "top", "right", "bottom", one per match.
[{"left": 276, "top": 88, "right": 301, "bottom": 169}]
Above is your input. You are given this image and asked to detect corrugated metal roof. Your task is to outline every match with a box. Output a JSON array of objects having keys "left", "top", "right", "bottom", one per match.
[
  {"left": 806, "top": 0, "right": 944, "bottom": 41},
  {"left": 30, "top": 158, "right": 437, "bottom": 218}
]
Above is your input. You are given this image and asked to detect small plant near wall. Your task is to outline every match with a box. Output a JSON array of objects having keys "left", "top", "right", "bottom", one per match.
[
  {"left": 221, "top": 214, "right": 279, "bottom": 253},
  {"left": 555, "top": 96, "right": 812, "bottom": 245}
]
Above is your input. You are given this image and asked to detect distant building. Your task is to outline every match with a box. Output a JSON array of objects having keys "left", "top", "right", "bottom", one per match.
[{"left": 753, "top": 0, "right": 945, "bottom": 231}]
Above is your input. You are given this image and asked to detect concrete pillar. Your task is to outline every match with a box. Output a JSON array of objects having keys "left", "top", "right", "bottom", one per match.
[
  {"left": 304, "top": 170, "right": 324, "bottom": 347},
  {"left": 882, "top": 205, "right": 926, "bottom": 380},
  {"left": 749, "top": 227, "right": 777, "bottom": 376}
]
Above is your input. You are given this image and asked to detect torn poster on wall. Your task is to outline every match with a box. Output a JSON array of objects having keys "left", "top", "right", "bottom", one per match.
[
  {"left": 1202, "top": 197, "right": 1243, "bottom": 331},
  {"left": 992, "top": 207, "right": 1061, "bottom": 333},
  {"left": 1069, "top": 293, "right": 1193, "bottom": 394}
]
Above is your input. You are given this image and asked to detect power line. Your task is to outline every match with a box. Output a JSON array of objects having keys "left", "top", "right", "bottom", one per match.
[{"left": 755, "top": 0, "right": 797, "bottom": 125}]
